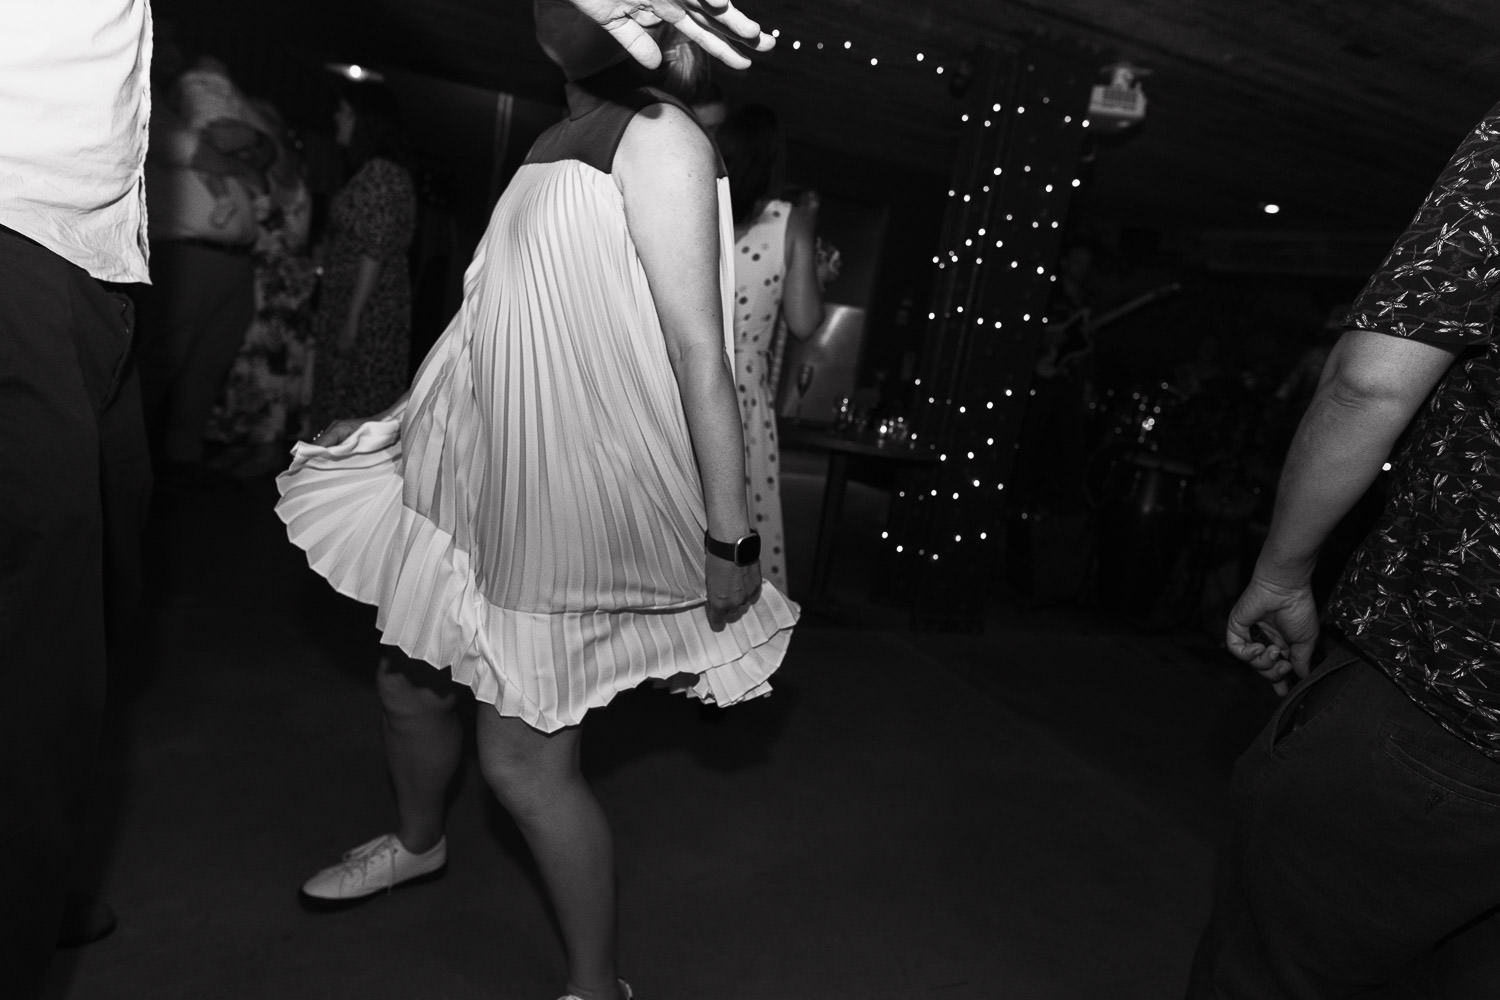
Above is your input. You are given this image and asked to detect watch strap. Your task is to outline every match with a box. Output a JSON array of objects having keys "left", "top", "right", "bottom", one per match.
[{"left": 704, "top": 529, "right": 760, "bottom": 566}]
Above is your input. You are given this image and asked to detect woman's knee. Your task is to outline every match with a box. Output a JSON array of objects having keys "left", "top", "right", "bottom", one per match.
[
  {"left": 477, "top": 753, "right": 543, "bottom": 815},
  {"left": 374, "top": 654, "right": 459, "bottom": 719},
  {"left": 475, "top": 718, "right": 579, "bottom": 814}
]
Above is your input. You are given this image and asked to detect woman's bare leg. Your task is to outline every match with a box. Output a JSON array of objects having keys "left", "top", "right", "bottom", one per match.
[
  {"left": 475, "top": 712, "right": 621, "bottom": 1000},
  {"left": 375, "top": 652, "right": 462, "bottom": 853}
]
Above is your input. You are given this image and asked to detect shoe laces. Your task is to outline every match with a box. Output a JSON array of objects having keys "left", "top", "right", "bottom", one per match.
[{"left": 338, "top": 834, "right": 401, "bottom": 890}]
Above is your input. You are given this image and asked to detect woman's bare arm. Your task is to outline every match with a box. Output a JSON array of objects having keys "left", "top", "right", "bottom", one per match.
[
  {"left": 616, "top": 102, "right": 760, "bottom": 627},
  {"left": 781, "top": 192, "right": 825, "bottom": 338}
]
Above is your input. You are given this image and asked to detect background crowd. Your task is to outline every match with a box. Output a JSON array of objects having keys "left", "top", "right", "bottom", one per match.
[
  {"left": 133, "top": 30, "right": 419, "bottom": 484},
  {"left": 121, "top": 26, "right": 839, "bottom": 508}
]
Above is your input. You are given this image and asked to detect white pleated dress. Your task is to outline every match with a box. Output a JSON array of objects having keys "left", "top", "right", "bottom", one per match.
[{"left": 275, "top": 69, "right": 800, "bottom": 733}]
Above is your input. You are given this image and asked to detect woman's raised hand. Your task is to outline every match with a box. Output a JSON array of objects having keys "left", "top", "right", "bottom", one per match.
[{"left": 563, "top": 0, "right": 775, "bottom": 69}]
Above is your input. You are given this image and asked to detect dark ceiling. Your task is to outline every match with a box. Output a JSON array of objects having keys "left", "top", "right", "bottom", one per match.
[{"left": 180, "top": 0, "right": 1500, "bottom": 243}]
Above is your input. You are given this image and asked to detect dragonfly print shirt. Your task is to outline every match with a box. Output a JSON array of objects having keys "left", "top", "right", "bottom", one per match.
[{"left": 1328, "top": 100, "right": 1500, "bottom": 756}]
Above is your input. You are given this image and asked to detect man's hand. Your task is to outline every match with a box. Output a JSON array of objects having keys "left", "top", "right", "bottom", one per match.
[
  {"left": 566, "top": 0, "right": 775, "bottom": 69},
  {"left": 1225, "top": 574, "right": 1320, "bottom": 695}
]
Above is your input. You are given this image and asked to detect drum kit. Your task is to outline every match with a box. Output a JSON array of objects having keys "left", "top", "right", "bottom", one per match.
[
  {"left": 1087, "top": 372, "right": 1268, "bottom": 623},
  {"left": 1013, "top": 275, "right": 1280, "bottom": 623}
]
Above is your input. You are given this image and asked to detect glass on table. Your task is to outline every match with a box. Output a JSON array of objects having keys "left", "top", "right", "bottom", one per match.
[{"left": 792, "top": 363, "right": 816, "bottom": 425}]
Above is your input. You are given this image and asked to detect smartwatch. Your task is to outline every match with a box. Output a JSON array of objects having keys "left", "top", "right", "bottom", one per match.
[{"left": 705, "top": 529, "right": 761, "bottom": 566}]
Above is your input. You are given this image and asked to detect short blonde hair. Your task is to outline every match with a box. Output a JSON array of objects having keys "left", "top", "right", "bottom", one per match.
[{"left": 655, "top": 30, "right": 711, "bottom": 103}]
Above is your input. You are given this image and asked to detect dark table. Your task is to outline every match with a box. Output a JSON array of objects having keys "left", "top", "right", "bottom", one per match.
[{"left": 776, "top": 419, "right": 940, "bottom": 603}]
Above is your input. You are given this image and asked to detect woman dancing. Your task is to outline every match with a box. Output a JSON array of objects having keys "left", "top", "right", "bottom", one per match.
[{"left": 274, "top": 3, "right": 798, "bottom": 998}]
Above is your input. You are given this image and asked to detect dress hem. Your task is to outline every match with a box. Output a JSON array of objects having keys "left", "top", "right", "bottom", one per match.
[{"left": 274, "top": 418, "right": 799, "bottom": 733}]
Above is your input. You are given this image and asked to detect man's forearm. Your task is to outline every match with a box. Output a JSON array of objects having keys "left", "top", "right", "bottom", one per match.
[
  {"left": 1256, "top": 386, "right": 1410, "bottom": 586},
  {"left": 1256, "top": 331, "right": 1454, "bottom": 586}
]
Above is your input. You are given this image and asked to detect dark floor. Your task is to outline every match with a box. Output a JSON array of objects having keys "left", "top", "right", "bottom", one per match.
[{"left": 46, "top": 447, "right": 1285, "bottom": 1000}]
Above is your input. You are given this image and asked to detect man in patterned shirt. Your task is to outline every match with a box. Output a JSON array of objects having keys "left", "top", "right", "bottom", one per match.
[{"left": 1186, "top": 105, "right": 1500, "bottom": 996}]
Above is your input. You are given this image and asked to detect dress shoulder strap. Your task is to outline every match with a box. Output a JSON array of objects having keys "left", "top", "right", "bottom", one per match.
[{"left": 526, "top": 65, "right": 723, "bottom": 177}]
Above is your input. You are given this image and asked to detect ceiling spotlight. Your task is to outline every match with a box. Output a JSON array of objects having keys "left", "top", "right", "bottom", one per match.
[
  {"left": 1261, "top": 202, "right": 1281, "bottom": 215},
  {"left": 326, "top": 61, "right": 386, "bottom": 83}
]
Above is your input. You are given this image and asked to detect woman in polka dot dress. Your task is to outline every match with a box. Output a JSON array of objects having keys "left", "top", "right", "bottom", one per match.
[{"left": 717, "top": 104, "right": 825, "bottom": 590}]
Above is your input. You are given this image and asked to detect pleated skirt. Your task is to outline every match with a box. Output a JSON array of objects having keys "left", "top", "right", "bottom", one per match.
[{"left": 276, "top": 162, "right": 799, "bottom": 732}]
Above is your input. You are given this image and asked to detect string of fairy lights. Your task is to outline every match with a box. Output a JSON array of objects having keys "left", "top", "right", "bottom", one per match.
[
  {"left": 764, "top": 27, "right": 958, "bottom": 75},
  {"left": 864, "top": 53, "right": 1091, "bottom": 583},
  {"left": 759, "top": 30, "right": 1096, "bottom": 593}
]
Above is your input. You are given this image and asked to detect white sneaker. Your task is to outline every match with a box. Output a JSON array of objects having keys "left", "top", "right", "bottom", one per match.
[{"left": 299, "top": 833, "right": 447, "bottom": 908}]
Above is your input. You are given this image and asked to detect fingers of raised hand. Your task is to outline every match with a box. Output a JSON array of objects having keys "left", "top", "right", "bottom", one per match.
[
  {"left": 599, "top": 14, "right": 665, "bottom": 69},
  {"left": 674, "top": 0, "right": 773, "bottom": 65},
  {"left": 669, "top": 16, "right": 752, "bottom": 68},
  {"left": 690, "top": 0, "right": 773, "bottom": 48},
  {"left": 585, "top": 0, "right": 774, "bottom": 69}
]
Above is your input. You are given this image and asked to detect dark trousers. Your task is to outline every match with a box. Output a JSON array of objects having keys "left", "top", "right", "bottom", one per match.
[
  {"left": 1187, "top": 643, "right": 1500, "bottom": 998},
  {"left": 135, "top": 240, "right": 254, "bottom": 464},
  {"left": 0, "top": 227, "right": 151, "bottom": 997}
]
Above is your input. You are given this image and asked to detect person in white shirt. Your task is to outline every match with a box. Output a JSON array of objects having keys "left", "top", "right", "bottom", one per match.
[
  {"left": 0, "top": 1, "right": 768, "bottom": 995},
  {"left": 0, "top": 4, "right": 154, "bottom": 994}
]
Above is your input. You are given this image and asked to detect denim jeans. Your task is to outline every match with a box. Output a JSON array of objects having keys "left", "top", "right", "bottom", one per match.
[{"left": 1186, "top": 642, "right": 1500, "bottom": 999}]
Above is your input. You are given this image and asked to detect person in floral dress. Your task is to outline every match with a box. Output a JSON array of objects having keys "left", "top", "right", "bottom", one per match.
[
  {"left": 206, "top": 102, "right": 318, "bottom": 476},
  {"left": 309, "top": 81, "right": 416, "bottom": 431}
]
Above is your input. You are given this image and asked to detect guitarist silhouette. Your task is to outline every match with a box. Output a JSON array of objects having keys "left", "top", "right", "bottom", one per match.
[
  {"left": 1036, "top": 281, "right": 1183, "bottom": 379},
  {"left": 1011, "top": 242, "right": 1182, "bottom": 560}
]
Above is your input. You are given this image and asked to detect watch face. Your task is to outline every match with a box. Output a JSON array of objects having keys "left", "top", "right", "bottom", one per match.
[{"left": 737, "top": 531, "right": 761, "bottom": 565}]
